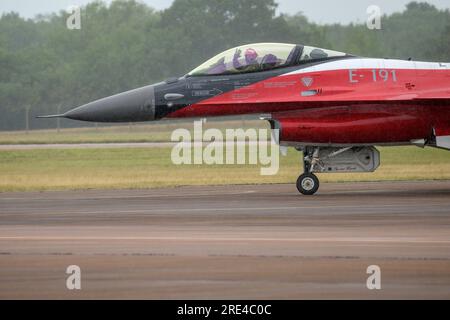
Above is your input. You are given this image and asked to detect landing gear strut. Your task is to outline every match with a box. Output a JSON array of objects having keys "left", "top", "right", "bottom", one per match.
[{"left": 296, "top": 146, "right": 321, "bottom": 196}]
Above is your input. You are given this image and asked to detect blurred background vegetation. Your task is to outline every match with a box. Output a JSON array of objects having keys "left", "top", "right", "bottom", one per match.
[{"left": 0, "top": 0, "right": 449, "bottom": 131}]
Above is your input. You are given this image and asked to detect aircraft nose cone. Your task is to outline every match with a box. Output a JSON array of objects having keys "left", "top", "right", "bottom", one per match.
[{"left": 64, "top": 85, "right": 156, "bottom": 122}]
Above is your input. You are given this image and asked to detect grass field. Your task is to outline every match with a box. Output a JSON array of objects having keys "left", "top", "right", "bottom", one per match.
[
  {"left": 0, "top": 119, "right": 266, "bottom": 144},
  {"left": 0, "top": 146, "right": 449, "bottom": 192}
]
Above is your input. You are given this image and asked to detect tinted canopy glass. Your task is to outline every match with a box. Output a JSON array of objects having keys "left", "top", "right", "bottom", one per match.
[
  {"left": 188, "top": 43, "right": 297, "bottom": 76},
  {"left": 298, "top": 46, "right": 348, "bottom": 62}
]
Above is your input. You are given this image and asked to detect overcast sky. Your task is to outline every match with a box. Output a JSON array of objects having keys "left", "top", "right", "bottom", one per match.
[{"left": 1, "top": 0, "right": 449, "bottom": 24}]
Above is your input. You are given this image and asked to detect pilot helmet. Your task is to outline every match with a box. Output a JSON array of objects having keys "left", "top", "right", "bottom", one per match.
[{"left": 245, "top": 48, "right": 258, "bottom": 64}]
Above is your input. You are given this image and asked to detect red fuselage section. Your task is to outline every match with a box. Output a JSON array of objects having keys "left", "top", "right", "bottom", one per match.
[{"left": 168, "top": 58, "right": 450, "bottom": 146}]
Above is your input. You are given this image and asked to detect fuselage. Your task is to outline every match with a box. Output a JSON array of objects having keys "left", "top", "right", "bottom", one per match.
[
  {"left": 158, "top": 57, "right": 450, "bottom": 146},
  {"left": 49, "top": 43, "right": 450, "bottom": 148}
]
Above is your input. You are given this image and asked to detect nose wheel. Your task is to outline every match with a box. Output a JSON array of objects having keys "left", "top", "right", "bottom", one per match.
[{"left": 296, "top": 173, "right": 320, "bottom": 195}]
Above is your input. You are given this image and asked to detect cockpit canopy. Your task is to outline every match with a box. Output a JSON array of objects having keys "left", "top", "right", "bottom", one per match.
[{"left": 187, "top": 43, "right": 349, "bottom": 76}]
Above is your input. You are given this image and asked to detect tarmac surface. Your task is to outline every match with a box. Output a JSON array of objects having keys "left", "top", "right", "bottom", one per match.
[{"left": 1, "top": 181, "right": 450, "bottom": 299}]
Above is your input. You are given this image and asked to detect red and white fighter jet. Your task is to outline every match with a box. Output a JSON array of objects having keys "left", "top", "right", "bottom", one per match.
[{"left": 40, "top": 43, "right": 450, "bottom": 195}]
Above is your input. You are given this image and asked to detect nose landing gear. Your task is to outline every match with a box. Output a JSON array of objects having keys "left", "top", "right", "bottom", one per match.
[{"left": 296, "top": 146, "right": 321, "bottom": 196}]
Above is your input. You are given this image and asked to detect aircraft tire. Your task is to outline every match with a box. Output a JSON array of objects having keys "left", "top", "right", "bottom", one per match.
[{"left": 296, "top": 173, "right": 320, "bottom": 195}]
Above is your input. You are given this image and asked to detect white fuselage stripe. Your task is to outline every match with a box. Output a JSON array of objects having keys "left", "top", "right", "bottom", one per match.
[{"left": 284, "top": 58, "right": 450, "bottom": 76}]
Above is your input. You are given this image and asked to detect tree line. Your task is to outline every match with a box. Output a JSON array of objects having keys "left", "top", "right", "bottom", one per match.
[{"left": 0, "top": 0, "right": 449, "bottom": 130}]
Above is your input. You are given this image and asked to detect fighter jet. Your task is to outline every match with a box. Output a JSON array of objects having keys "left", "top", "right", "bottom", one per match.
[{"left": 39, "top": 43, "right": 450, "bottom": 195}]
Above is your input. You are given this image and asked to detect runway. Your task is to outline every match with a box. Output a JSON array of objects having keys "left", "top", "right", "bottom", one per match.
[{"left": 1, "top": 181, "right": 450, "bottom": 299}]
